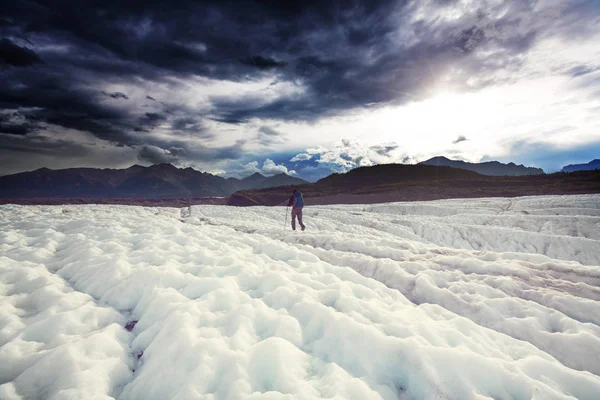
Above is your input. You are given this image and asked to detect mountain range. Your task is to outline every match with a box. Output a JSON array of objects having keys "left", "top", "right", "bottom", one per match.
[
  {"left": 419, "top": 156, "right": 544, "bottom": 176},
  {"left": 228, "top": 163, "right": 600, "bottom": 206},
  {"left": 561, "top": 159, "right": 600, "bottom": 172},
  {"left": 0, "top": 164, "right": 307, "bottom": 198},
  {"left": 2, "top": 157, "right": 599, "bottom": 205}
]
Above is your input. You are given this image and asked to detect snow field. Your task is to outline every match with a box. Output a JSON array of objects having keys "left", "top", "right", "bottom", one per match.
[{"left": 0, "top": 195, "right": 599, "bottom": 399}]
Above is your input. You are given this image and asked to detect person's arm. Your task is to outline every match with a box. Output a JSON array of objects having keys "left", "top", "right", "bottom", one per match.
[{"left": 288, "top": 195, "right": 294, "bottom": 207}]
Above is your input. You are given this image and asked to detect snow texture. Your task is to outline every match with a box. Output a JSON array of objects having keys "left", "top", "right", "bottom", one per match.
[{"left": 1, "top": 195, "right": 600, "bottom": 399}]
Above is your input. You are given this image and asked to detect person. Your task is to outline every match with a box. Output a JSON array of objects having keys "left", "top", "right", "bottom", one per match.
[{"left": 287, "top": 189, "right": 306, "bottom": 231}]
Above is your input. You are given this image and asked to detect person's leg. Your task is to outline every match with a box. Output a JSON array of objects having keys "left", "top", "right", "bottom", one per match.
[
  {"left": 291, "top": 208, "right": 297, "bottom": 230},
  {"left": 298, "top": 207, "right": 306, "bottom": 230}
]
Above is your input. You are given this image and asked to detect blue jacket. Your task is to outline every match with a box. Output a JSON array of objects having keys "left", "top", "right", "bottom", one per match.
[{"left": 288, "top": 191, "right": 304, "bottom": 208}]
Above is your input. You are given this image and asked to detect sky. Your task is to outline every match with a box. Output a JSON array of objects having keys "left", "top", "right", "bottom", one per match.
[{"left": 1, "top": 0, "right": 599, "bottom": 181}]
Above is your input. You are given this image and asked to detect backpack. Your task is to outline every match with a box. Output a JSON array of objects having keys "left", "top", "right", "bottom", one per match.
[{"left": 294, "top": 191, "right": 304, "bottom": 208}]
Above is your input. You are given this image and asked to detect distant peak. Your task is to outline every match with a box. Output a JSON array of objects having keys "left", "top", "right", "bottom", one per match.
[
  {"left": 420, "top": 156, "right": 544, "bottom": 176},
  {"left": 428, "top": 156, "right": 451, "bottom": 161},
  {"left": 243, "top": 172, "right": 266, "bottom": 180},
  {"left": 422, "top": 156, "right": 455, "bottom": 164},
  {"left": 561, "top": 158, "right": 600, "bottom": 172},
  {"left": 149, "top": 163, "right": 178, "bottom": 170}
]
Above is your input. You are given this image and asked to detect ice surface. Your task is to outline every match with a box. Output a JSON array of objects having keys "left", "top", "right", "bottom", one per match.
[{"left": 1, "top": 195, "right": 599, "bottom": 399}]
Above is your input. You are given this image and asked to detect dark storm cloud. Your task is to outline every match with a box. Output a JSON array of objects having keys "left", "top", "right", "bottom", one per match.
[
  {"left": 0, "top": 122, "right": 39, "bottom": 135},
  {"left": 0, "top": 133, "right": 87, "bottom": 155},
  {"left": 137, "top": 137, "right": 246, "bottom": 164},
  {"left": 0, "top": 0, "right": 557, "bottom": 125},
  {"left": 257, "top": 125, "right": 286, "bottom": 146},
  {"left": 370, "top": 144, "right": 399, "bottom": 156},
  {"left": 0, "top": 112, "right": 42, "bottom": 135},
  {"left": 142, "top": 112, "right": 166, "bottom": 127},
  {"left": 0, "top": 66, "right": 137, "bottom": 144},
  {"left": 258, "top": 126, "right": 281, "bottom": 137},
  {"left": 241, "top": 56, "right": 286, "bottom": 70},
  {"left": 453, "top": 135, "right": 468, "bottom": 144},
  {"left": 182, "top": 140, "right": 247, "bottom": 163},
  {"left": 0, "top": 38, "right": 43, "bottom": 66},
  {"left": 0, "top": 132, "right": 138, "bottom": 176},
  {"left": 171, "top": 116, "right": 209, "bottom": 137},
  {"left": 210, "top": 95, "right": 336, "bottom": 123},
  {"left": 102, "top": 91, "right": 129, "bottom": 100},
  {"left": 211, "top": 140, "right": 247, "bottom": 160},
  {"left": 137, "top": 145, "right": 179, "bottom": 164}
]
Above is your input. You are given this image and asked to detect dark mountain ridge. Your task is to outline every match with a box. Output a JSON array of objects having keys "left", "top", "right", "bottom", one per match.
[
  {"left": 0, "top": 164, "right": 307, "bottom": 198},
  {"left": 561, "top": 159, "right": 600, "bottom": 172},
  {"left": 228, "top": 163, "right": 600, "bottom": 206},
  {"left": 419, "top": 156, "right": 544, "bottom": 176},
  {"left": 227, "top": 172, "right": 307, "bottom": 191}
]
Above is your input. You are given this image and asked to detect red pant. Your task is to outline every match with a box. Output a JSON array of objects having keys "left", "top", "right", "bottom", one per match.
[{"left": 291, "top": 207, "right": 305, "bottom": 230}]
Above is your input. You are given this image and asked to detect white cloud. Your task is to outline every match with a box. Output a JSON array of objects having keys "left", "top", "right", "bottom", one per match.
[
  {"left": 227, "top": 159, "right": 296, "bottom": 178},
  {"left": 236, "top": 161, "right": 260, "bottom": 177},
  {"left": 261, "top": 159, "right": 295, "bottom": 176},
  {"left": 290, "top": 153, "right": 312, "bottom": 162},
  {"left": 296, "top": 139, "right": 413, "bottom": 173}
]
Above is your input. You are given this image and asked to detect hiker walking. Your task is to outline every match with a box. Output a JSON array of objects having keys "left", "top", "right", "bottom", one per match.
[{"left": 287, "top": 189, "right": 306, "bottom": 231}]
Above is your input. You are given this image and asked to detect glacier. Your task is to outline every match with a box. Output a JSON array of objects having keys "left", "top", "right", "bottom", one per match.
[{"left": 1, "top": 195, "right": 599, "bottom": 399}]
